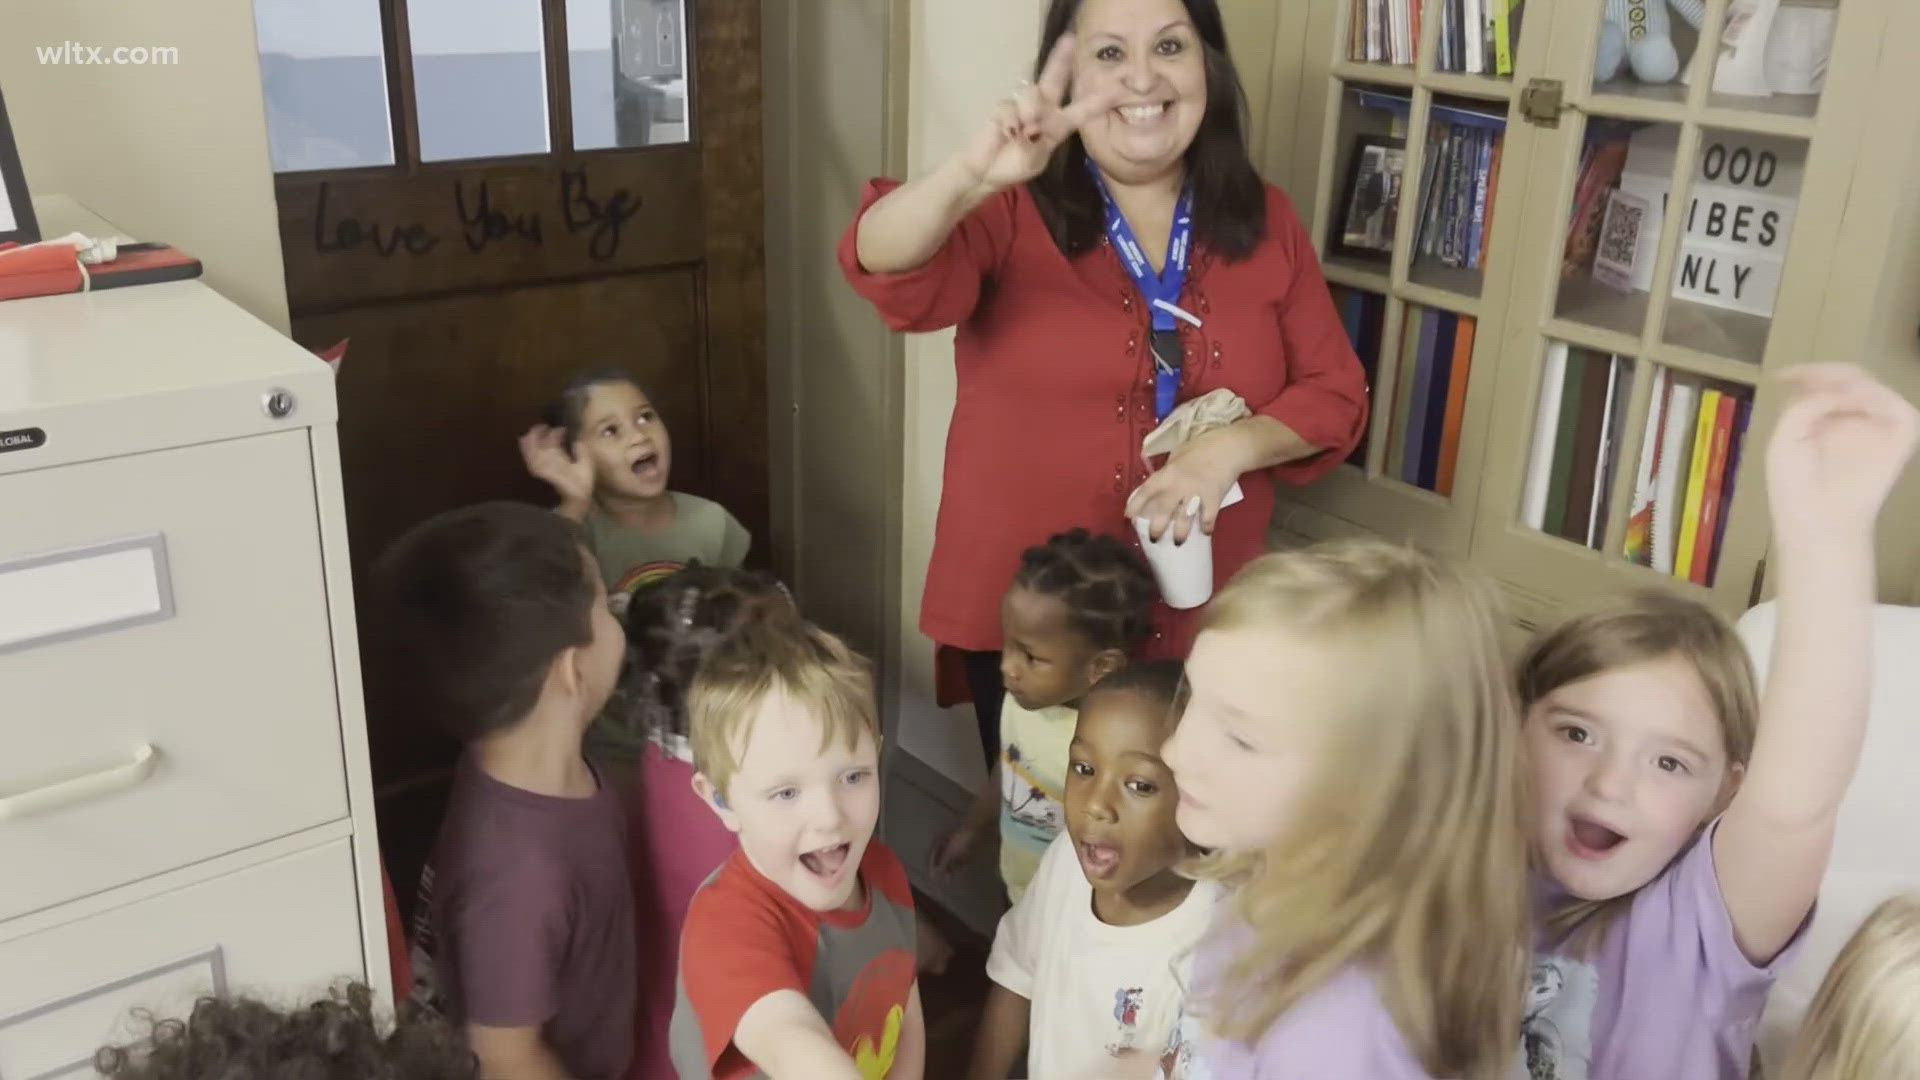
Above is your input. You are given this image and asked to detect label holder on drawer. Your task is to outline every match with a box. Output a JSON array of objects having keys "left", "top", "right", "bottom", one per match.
[
  {"left": 0, "top": 948, "right": 226, "bottom": 1080},
  {"left": 0, "top": 535, "right": 174, "bottom": 656}
]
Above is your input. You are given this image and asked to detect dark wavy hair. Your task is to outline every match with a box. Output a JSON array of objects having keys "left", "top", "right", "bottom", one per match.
[
  {"left": 620, "top": 563, "right": 797, "bottom": 744},
  {"left": 368, "top": 502, "right": 595, "bottom": 741},
  {"left": 94, "top": 982, "right": 477, "bottom": 1080},
  {"left": 545, "top": 367, "right": 654, "bottom": 447},
  {"left": 1028, "top": 0, "right": 1267, "bottom": 262},
  {"left": 1085, "top": 657, "right": 1188, "bottom": 728},
  {"left": 1013, "top": 528, "right": 1159, "bottom": 654}
]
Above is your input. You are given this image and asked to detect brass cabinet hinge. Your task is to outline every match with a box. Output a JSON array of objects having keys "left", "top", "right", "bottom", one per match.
[{"left": 1519, "top": 78, "right": 1569, "bottom": 127}]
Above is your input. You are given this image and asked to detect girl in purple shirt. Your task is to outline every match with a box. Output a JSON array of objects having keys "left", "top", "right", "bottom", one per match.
[
  {"left": 1154, "top": 540, "right": 1530, "bottom": 1079},
  {"left": 1516, "top": 365, "right": 1918, "bottom": 1080}
]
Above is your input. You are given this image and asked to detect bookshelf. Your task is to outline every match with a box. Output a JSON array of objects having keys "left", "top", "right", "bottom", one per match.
[
  {"left": 1263, "top": 0, "right": 1895, "bottom": 625},
  {"left": 1267, "top": 0, "right": 1544, "bottom": 560}
]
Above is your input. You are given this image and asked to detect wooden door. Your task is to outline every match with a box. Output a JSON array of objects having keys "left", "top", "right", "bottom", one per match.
[{"left": 262, "top": 0, "right": 766, "bottom": 905}]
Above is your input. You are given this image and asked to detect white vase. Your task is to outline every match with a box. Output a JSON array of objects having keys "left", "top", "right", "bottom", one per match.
[
  {"left": 1713, "top": 0, "right": 1782, "bottom": 97},
  {"left": 1764, "top": 1, "right": 1836, "bottom": 96}
]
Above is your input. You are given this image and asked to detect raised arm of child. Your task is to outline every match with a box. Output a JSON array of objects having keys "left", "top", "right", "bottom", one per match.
[
  {"left": 518, "top": 424, "right": 595, "bottom": 522},
  {"left": 734, "top": 991, "right": 867, "bottom": 1080},
  {"left": 965, "top": 984, "right": 1032, "bottom": 1080},
  {"left": 1716, "top": 364, "right": 1919, "bottom": 964},
  {"left": 466, "top": 1023, "right": 574, "bottom": 1080}
]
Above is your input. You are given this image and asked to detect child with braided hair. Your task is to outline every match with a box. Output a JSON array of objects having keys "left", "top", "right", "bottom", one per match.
[
  {"left": 931, "top": 528, "right": 1159, "bottom": 903},
  {"left": 612, "top": 563, "right": 796, "bottom": 1079}
]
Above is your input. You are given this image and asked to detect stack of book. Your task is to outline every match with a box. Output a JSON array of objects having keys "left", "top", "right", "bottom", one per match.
[
  {"left": 1383, "top": 306, "right": 1477, "bottom": 497},
  {"left": 1348, "top": 0, "right": 1524, "bottom": 72},
  {"left": 1413, "top": 109, "right": 1506, "bottom": 272},
  {"left": 1350, "top": 90, "right": 1507, "bottom": 273},
  {"left": 1622, "top": 368, "right": 1753, "bottom": 586},
  {"left": 1432, "top": 0, "right": 1525, "bottom": 76},
  {"left": 1331, "top": 287, "right": 1390, "bottom": 464},
  {"left": 1349, "top": 0, "right": 1420, "bottom": 66},
  {"left": 1520, "top": 345, "right": 1634, "bottom": 551},
  {"left": 1562, "top": 124, "right": 1635, "bottom": 279}
]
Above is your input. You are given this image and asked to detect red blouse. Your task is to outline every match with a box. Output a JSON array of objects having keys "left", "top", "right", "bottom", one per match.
[{"left": 839, "top": 179, "right": 1368, "bottom": 655}]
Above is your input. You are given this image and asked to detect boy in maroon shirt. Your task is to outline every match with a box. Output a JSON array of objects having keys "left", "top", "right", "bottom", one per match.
[{"left": 370, "top": 502, "right": 634, "bottom": 1080}]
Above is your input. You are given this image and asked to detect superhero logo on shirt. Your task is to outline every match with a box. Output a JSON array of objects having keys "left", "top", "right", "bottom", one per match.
[{"left": 834, "top": 947, "right": 915, "bottom": 1080}]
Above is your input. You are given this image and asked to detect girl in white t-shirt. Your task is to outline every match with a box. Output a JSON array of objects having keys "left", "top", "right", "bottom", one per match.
[{"left": 969, "top": 660, "right": 1218, "bottom": 1080}]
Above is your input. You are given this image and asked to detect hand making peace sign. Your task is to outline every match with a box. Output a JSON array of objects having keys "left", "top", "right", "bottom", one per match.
[{"left": 955, "top": 34, "right": 1126, "bottom": 193}]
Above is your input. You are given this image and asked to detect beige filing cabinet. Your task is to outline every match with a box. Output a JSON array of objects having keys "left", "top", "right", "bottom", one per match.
[{"left": 0, "top": 265, "right": 388, "bottom": 1075}]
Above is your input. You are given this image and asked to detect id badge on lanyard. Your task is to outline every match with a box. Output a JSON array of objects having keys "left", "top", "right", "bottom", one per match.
[{"left": 1089, "top": 161, "right": 1200, "bottom": 423}]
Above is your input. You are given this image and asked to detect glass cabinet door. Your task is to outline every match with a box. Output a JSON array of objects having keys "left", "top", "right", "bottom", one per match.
[
  {"left": 1275, "top": 0, "right": 1550, "bottom": 555},
  {"left": 1470, "top": 0, "right": 1861, "bottom": 619}
]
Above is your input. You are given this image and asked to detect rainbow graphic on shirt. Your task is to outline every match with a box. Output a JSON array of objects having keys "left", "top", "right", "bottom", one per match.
[{"left": 613, "top": 560, "right": 686, "bottom": 599}]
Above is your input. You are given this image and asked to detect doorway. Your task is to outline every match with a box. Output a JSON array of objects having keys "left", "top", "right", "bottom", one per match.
[{"left": 253, "top": 0, "right": 767, "bottom": 912}]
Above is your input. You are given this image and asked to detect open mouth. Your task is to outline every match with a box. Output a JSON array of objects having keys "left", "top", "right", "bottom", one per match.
[
  {"left": 798, "top": 842, "right": 851, "bottom": 881},
  {"left": 1078, "top": 840, "right": 1122, "bottom": 878},
  {"left": 1566, "top": 816, "right": 1626, "bottom": 860},
  {"left": 1117, "top": 102, "right": 1169, "bottom": 124},
  {"left": 630, "top": 448, "right": 662, "bottom": 479}
]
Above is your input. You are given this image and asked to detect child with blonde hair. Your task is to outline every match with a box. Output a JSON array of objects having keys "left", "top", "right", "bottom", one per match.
[
  {"left": 670, "top": 617, "right": 922, "bottom": 1079},
  {"left": 1779, "top": 893, "right": 1920, "bottom": 1080},
  {"left": 1516, "top": 364, "right": 1919, "bottom": 1079},
  {"left": 1155, "top": 540, "right": 1530, "bottom": 1078},
  {"left": 614, "top": 564, "right": 795, "bottom": 1078}
]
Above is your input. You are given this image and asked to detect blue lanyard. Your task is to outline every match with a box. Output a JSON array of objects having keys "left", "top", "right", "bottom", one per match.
[{"left": 1089, "top": 161, "right": 1197, "bottom": 422}]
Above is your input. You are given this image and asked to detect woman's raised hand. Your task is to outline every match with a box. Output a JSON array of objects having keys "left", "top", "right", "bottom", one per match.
[{"left": 956, "top": 34, "right": 1124, "bottom": 192}]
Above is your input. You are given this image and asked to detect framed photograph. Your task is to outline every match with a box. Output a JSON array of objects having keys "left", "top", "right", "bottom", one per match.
[
  {"left": 1333, "top": 134, "right": 1406, "bottom": 261},
  {"left": 0, "top": 84, "right": 40, "bottom": 247}
]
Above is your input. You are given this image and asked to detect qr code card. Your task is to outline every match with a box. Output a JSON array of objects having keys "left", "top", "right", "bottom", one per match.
[{"left": 1593, "top": 187, "right": 1651, "bottom": 292}]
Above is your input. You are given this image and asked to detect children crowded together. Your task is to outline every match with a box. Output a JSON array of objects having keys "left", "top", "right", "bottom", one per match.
[
  {"left": 83, "top": 0, "right": 1920, "bottom": 1078},
  {"left": 334, "top": 352, "right": 1920, "bottom": 1080}
]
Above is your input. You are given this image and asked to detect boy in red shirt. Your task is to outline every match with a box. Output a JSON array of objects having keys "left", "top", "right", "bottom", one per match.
[{"left": 669, "top": 617, "right": 924, "bottom": 1079}]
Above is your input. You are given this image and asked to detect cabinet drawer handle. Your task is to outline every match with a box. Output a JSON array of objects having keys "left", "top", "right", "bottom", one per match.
[{"left": 0, "top": 744, "right": 158, "bottom": 822}]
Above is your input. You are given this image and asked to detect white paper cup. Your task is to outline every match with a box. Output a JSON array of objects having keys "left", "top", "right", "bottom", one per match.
[
  {"left": 1130, "top": 482, "right": 1245, "bottom": 610},
  {"left": 1135, "top": 514, "right": 1215, "bottom": 609}
]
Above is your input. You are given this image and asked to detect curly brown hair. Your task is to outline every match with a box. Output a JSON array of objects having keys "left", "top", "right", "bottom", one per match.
[
  {"left": 93, "top": 982, "right": 476, "bottom": 1080},
  {"left": 1012, "top": 528, "right": 1159, "bottom": 654},
  {"left": 619, "top": 563, "right": 797, "bottom": 746}
]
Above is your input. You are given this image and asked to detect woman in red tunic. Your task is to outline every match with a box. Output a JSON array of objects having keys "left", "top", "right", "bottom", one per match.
[{"left": 839, "top": 0, "right": 1368, "bottom": 765}]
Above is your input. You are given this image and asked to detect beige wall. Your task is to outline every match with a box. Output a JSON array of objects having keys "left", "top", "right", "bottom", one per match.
[
  {"left": 890, "top": 0, "right": 1292, "bottom": 787},
  {"left": 1818, "top": 0, "right": 1920, "bottom": 604},
  {"left": 890, "top": 0, "right": 1047, "bottom": 791},
  {"left": 762, "top": 0, "right": 908, "bottom": 697},
  {"left": 0, "top": 0, "right": 289, "bottom": 333}
]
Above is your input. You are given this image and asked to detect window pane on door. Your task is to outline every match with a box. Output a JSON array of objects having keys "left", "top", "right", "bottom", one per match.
[
  {"left": 254, "top": 0, "right": 395, "bottom": 172},
  {"left": 409, "top": 0, "right": 551, "bottom": 161},
  {"left": 570, "top": 0, "right": 692, "bottom": 149}
]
